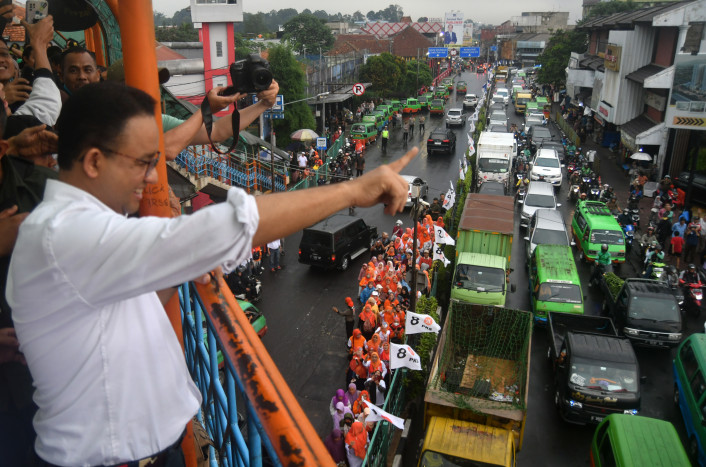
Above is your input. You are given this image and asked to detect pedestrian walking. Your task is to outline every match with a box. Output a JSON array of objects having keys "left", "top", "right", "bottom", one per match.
[
  {"left": 333, "top": 297, "right": 356, "bottom": 339},
  {"left": 267, "top": 238, "right": 281, "bottom": 271},
  {"left": 355, "top": 152, "right": 365, "bottom": 177},
  {"left": 381, "top": 126, "right": 389, "bottom": 153},
  {"left": 419, "top": 115, "right": 425, "bottom": 135},
  {"left": 403, "top": 119, "right": 409, "bottom": 145},
  {"left": 410, "top": 116, "right": 416, "bottom": 137}
]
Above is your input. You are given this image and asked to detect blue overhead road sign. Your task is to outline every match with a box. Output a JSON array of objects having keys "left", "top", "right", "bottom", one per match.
[
  {"left": 460, "top": 47, "right": 480, "bottom": 58},
  {"left": 490, "top": 45, "right": 497, "bottom": 52},
  {"left": 427, "top": 47, "right": 448, "bottom": 58}
]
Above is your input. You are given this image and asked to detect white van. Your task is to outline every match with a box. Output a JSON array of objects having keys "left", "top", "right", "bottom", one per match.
[{"left": 519, "top": 181, "right": 560, "bottom": 229}]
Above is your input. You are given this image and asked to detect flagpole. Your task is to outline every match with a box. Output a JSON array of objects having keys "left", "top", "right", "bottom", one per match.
[{"left": 410, "top": 181, "right": 422, "bottom": 315}]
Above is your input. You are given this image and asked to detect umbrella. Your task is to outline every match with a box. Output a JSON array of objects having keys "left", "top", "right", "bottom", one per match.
[
  {"left": 290, "top": 129, "right": 319, "bottom": 141},
  {"left": 630, "top": 152, "right": 652, "bottom": 161}
]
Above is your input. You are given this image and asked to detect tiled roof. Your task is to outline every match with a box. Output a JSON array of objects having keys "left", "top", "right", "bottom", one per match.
[
  {"left": 579, "top": 54, "right": 605, "bottom": 72},
  {"left": 328, "top": 34, "right": 390, "bottom": 56},
  {"left": 389, "top": 27, "right": 433, "bottom": 58},
  {"left": 156, "top": 42, "right": 187, "bottom": 61},
  {"left": 2, "top": 3, "right": 26, "bottom": 42}
]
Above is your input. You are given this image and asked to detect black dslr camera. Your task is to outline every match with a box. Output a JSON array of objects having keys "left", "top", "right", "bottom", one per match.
[{"left": 223, "top": 53, "right": 273, "bottom": 95}]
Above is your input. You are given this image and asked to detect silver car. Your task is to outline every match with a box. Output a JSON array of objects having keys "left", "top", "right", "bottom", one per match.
[
  {"left": 446, "top": 108, "right": 466, "bottom": 128},
  {"left": 524, "top": 209, "right": 572, "bottom": 259},
  {"left": 519, "top": 181, "right": 560, "bottom": 229}
]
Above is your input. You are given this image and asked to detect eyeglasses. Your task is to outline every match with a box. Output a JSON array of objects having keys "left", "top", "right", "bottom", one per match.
[{"left": 100, "top": 147, "right": 161, "bottom": 176}]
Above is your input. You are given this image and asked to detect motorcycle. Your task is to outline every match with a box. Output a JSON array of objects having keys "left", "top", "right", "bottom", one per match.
[
  {"left": 622, "top": 224, "right": 634, "bottom": 254},
  {"left": 662, "top": 265, "right": 685, "bottom": 309},
  {"left": 644, "top": 261, "right": 666, "bottom": 280},
  {"left": 588, "top": 186, "right": 601, "bottom": 201},
  {"left": 626, "top": 194, "right": 640, "bottom": 228},
  {"left": 680, "top": 279, "right": 704, "bottom": 316},
  {"left": 568, "top": 184, "right": 581, "bottom": 203}
]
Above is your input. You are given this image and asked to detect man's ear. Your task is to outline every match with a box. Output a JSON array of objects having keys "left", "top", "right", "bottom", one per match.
[{"left": 81, "top": 148, "right": 104, "bottom": 179}]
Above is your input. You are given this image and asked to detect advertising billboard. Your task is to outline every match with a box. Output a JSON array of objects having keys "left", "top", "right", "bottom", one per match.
[
  {"left": 666, "top": 53, "right": 706, "bottom": 129},
  {"left": 444, "top": 11, "right": 464, "bottom": 46}
]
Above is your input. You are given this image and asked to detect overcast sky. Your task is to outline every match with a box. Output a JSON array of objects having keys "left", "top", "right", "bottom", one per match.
[{"left": 153, "top": 0, "right": 584, "bottom": 26}]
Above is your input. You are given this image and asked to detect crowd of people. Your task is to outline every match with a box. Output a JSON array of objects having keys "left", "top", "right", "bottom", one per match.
[
  {"left": 323, "top": 210, "right": 446, "bottom": 466},
  {"left": 0, "top": 9, "right": 420, "bottom": 467}
]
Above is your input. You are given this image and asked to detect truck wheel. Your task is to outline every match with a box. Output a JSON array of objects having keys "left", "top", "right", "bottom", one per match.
[
  {"left": 340, "top": 255, "right": 351, "bottom": 271},
  {"left": 674, "top": 385, "right": 680, "bottom": 407}
]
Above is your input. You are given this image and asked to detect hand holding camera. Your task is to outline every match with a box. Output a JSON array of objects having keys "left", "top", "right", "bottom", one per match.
[{"left": 220, "top": 53, "right": 278, "bottom": 107}]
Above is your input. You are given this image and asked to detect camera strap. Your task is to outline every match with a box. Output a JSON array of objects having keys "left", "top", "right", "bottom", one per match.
[{"left": 201, "top": 95, "right": 240, "bottom": 155}]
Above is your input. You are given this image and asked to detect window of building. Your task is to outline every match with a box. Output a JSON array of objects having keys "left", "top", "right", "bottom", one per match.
[{"left": 216, "top": 41, "right": 223, "bottom": 57}]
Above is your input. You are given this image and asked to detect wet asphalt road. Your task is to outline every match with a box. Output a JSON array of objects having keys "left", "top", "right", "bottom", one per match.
[{"left": 253, "top": 70, "right": 703, "bottom": 465}]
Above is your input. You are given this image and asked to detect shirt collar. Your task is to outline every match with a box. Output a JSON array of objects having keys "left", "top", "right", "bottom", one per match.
[{"left": 44, "top": 179, "right": 119, "bottom": 214}]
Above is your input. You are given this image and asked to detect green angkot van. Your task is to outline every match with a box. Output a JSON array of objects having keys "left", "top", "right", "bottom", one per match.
[
  {"left": 528, "top": 244, "right": 584, "bottom": 324},
  {"left": 591, "top": 414, "right": 690, "bottom": 467},
  {"left": 388, "top": 99, "right": 402, "bottom": 114},
  {"left": 674, "top": 333, "right": 706, "bottom": 464},
  {"left": 403, "top": 98, "right": 421, "bottom": 114},
  {"left": 349, "top": 122, "right": 377, "bottom": 144},
  {"left": 572, "top": 200, "right": 626, "bottom": 264},
  {"left": 429, "top": 99, "right": 445, "bottom": 116},
  {"left": 362, "top": 114, "right": 384, "bottom": 133}
]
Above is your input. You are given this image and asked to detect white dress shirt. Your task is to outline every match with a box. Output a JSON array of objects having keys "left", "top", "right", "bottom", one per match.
[{"left": 7, "top": 180, "right": 259, "bottom": 466}]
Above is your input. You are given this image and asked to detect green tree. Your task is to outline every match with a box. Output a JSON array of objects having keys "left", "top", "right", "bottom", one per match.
[
  {"left": 281, "top": 14, "right": 335, "bottom": 55},
  {"left": 243, "top": 12, "right": 268, "bottom": 35},
  {"left": 154, "top": 11, "right": 169, "bottom": 27},
  {"left": 380, "top": 4, "right": 404, "bottom": 22},
  {"left": 359, "top": 52, "right": 406, "bottom": 97},
  {"left": 233, "top": 34, "right": 261, "bottom": 60},
  {"left": 267, "top": 44, "right": 316, "bottom": 147},
  {"left": 352, "top": 11, "right": 365, "bottom": 22},
  {"left": 155, "top": 23, "right": 198, "bottom": 42},
  {"left": 171, "top": 7, "right": 192, "bottom": 26},
  {"left": 536, "top": 29, "right": 588, "bottom": 87},
  {"left": 401, "top": 59, "right": 432, "bottom": 95}
]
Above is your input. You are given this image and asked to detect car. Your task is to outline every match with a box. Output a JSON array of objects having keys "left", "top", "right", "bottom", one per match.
[
  {"left": 456, "top": 81, "right": 467, "bottom": 93},
  {"left": 492, "top": 88, "right": 510, "bottom": 105},
  {"left": 524, "top": 115, "right": 544, "bottom": 132},
  {"left": 427, "top": 128, "right": 456, "bottom": 154},
  {"left": 429, "top": 99, "right": 445, "bottom": 116},
  {"left": 403, "top": 98, "right": 421, "bottom": 114},
  {"left": 524, "top": 209, "right": 572, "bottom": 259},
  {"left": 400, "top": 175, "right": 429, "bottom": 207},
  {"left": 530, "top": 148, "right": 563, "bottom": 188},
  {"left": 673, "top": 171, "right": 706, "bottom": 200},
  {"left": 478, "top": 181, "right": 506, "bottom": 195},
  {"left": 541, "top": 141, "right": 565, "bottom": 163},
  {"left": 462, "top": 93, "right": 478, "bottom": 109},
  {"left": 445, "top": 108, "right": 466, "bottom": 128},
  {"left": 487, "top": 124, "right": 509, "bottom": 133},
  {"left": 488, "top": 110, "right": 508, "bottom": 130},
  {"left": 434, "top": 87, "right": 449, "bottom": 101},
  {"left": 298, "top": 214, "right": 377, "bottom": 271},
  {"left": 527, "top": 125, "right": 553, "bottom": 151},
  {"left": 519, "top": 181, "right": 560, "bottom": 229},
  {"left": 489, "top": 102, "right": 505, "bottom": 114},
  {"left": 418, "top": 95, "right": 430, "bottom": 111}
]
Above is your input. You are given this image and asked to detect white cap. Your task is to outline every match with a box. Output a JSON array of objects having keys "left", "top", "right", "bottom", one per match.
[
  {"left": 396, "top": 220, "right": 403, "bottom": 225},
  {"left": 372, "top": 291, "right": 379, "bottom": 296}
]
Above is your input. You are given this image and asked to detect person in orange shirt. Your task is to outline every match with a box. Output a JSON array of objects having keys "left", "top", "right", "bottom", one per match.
[
  {"left": 347, "top": 329, "right": 367, "bottom": 355},
  {"left": 367, "top": 333, "right": 381, "bottom": 356},
  {"left": 358, "top": 304, "right": 377, "bottom": 339},
  {"left": 345, "top": 421, "right": 368, "bottom": 466},
  {"left": 390, "top": 317, "right": 404, "bottom": 343},
  {"left": 364, "top": 351, "right": 388, "bottom": 378},
  {"left": 351, "top": 390, "right": 370, "bottom": 416},
  {"left": 348, "top": 348, "right": 368, "bottom": 390}
]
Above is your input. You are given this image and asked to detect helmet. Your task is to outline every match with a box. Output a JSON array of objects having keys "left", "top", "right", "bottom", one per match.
[
  {"left": 236, "top": 265, "right": 246, "bottom": 273},
  {"left": 655, "top": 244, "right": 663, "bottom": 251},
  {"left": 395, "top": 220, "right": 403, "bottom": 226},
  {"left": 664, "top": 174, "right": 671, "bottom": 179},
  {"left": 601, "top": 244, "right": 608, "bottom": 251},
  {"left": 689, "top": 264, "right": 697, "bottom": 270},
  {"left": 647, "top": 226, "right": 654, "bottom": 231}
]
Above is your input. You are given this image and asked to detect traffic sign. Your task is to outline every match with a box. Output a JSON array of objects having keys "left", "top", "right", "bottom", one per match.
[
  {"left": 352, "top": 83, "right": 365, "bottom": 96},
  {"left": 490, "top": 45, "right": 497, "bottom": 52},
  {"left": 427, "top": 47, "right": 448, "bottom": 58},
  {"left": 460, "top": 47, "right": 480, "bottom": 58},
  {"left": 450, "top": 48, "right": 458, "bottom": 56},
  {"left": 316, "top": 137, "right": 328, "bottom": 149},
  {"left": 272, "top": 94, "right": 284, "bottom": 111}
]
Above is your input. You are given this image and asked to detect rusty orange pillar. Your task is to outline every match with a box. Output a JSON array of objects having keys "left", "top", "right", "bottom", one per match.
[
  {"left": 117, "top": 1, "right": 197, "bottom": 465},
  {"left": 91, "top": 23, "right": 106, "bottom": 67}
]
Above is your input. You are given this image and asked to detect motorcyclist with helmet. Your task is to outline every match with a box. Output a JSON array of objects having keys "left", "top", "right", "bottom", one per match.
[
  {"left": 639, "top": 226, "right": 658, "bottom": 253},
  {"left": 680, "top": 264, "right": 701, "bottom": 286},
  {"left": 617, "top": 209, "right": 633, "bottom": 228},
  {"left": 589, "top": 244, "right": 612, "bottom": 286},
  {"left": 643, "top": 243, "right": 665, "bottom": 278}
]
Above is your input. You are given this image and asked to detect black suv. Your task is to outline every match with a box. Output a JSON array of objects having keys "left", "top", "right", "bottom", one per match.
[
  {"left": 427, "top": 128, "right": 456, "bottom": 155},
  {"left": 298, "top": 215, "right": 377, "bottom": 271}
]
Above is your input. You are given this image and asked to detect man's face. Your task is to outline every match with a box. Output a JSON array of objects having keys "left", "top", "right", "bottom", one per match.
[
  {"left": 0, "top": 42, "right": 15, "bottom": 83},
  {"left": 94, "top": 115, "right": 160, "bottom": 215},
  {"left": 62, "top": 52, "right": 100, "bottom": 93}
]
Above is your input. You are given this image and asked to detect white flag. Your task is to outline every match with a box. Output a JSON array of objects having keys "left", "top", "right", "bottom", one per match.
[
  {"left": 363, "top": 400, "right": 405, "bottom": 429},
  {"left": 444, "top": 182, "right": 455, "bottom": 209},
  {"left": 433, "top": 244, "right": 451, "bottom": 266},
  {"left": 469, "top": 121, "right": 475, "bottom": 134},
  {"left": 434, "top": 225, "right": 455, "bottom": 245},
  {"left": 405, "top": 310, "right": 441, "bottom": 334},
  {"left": 468, "top": 137, "right": 475, "bottom": 157},
  {"left": 389, "top": 343, "right": 422, "bottom": 370},
  {"left": 459, "top": 158, "right": 465, "bottom": 180}
]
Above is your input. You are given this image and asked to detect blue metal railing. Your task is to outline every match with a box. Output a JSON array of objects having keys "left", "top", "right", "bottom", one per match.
[{"left": 179, "top": 282, "right": 281, "bottom": 467}]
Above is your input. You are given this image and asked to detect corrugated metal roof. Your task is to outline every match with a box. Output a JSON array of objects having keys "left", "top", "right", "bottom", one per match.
[
  {"left": 625, "top": 63, "right": 665, "bottom": 84},
  {"left": 621, "top": 114, "right": 658, "bottom": 139},
  {"left": 579, "top": 54, "right": 605, "bottom": 72},
  {"left": 458, "top": 194, "right": 514, "bottom": 234},
  {"left": 579, "top": 0, "right": 694, "bottom": 29}
]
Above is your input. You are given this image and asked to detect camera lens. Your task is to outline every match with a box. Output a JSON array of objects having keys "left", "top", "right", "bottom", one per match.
[{"left": 251, "top": 67, "right": 273, "bottom": 91}]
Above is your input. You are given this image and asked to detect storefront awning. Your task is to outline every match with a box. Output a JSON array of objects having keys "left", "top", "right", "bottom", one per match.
[
  {"left": 636, "top": 121, "right": 666, "bottom": 146},
  {"left": 625, "top": 64, "right": 665, "bottom": 85},
  {"left": 620, "top": 114, "right": 665, "bottom": 150}
]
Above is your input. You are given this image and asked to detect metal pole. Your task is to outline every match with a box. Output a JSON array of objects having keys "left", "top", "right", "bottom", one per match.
[{"left": 270, "top": 116, "right": 276, "bottom": 193}]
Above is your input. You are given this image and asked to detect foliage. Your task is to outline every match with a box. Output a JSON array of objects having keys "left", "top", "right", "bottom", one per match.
[
  {"left": 281, "top": 14, "right": 335, "bottom": 55},
  {"left": 172, "top": 7, "right": 193, "bottom": 26},
  {"left": 267, "top": 45, "right": 316, "bottom": 148},
  {"left": 359, "top": 53, "right": 406, "bottom": 97},
  {"left": 584, "top": 0, "right": 639, "bottom": 20},
  {"left": 401, "top": 59, "right": 433, "bottom": 96},
  {"left": 155, "top": 23, "right": 198, "bottom": 42},
  {"left": 404, "top": 296, "right": 439, "bottom": 400},
  {"left": 536, "top": 29, "right": 588, "bottom": 87},
  {"left": 603, "top": 272, "right": 624, "bottom": 298},
  {"left": 365, "top": 5, "right": 404, "bottom": 22},
  {"left": 233, "top": 35, "right": 261, "bottom": 60}
]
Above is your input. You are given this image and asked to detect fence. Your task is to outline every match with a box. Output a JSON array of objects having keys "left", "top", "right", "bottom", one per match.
[
  {"left": 554, "top": 111, "right": 581, "bottom": 148},
  {"left": 175, "top": 145, "right": 288, "bottom": 193},
  {"left": 363, "top": 367, "right": 408, "bottom": 466}
]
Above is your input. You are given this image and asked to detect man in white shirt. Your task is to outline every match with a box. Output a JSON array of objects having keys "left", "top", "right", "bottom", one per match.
[{"left": 6, "top": 82, "right": 417, "bottom": 466}]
